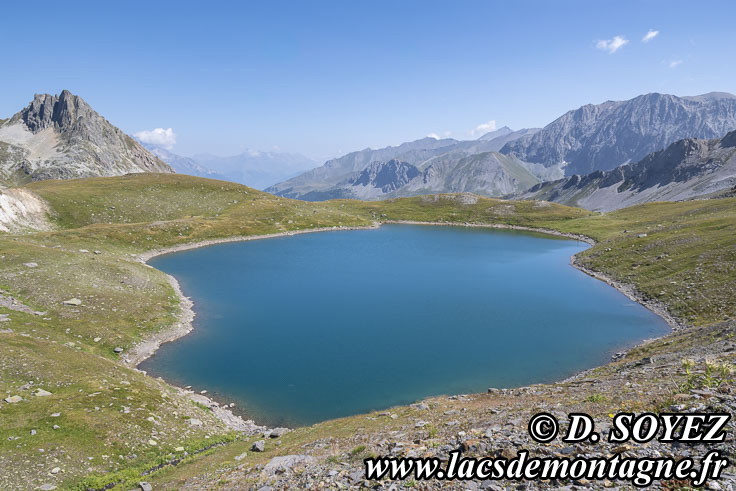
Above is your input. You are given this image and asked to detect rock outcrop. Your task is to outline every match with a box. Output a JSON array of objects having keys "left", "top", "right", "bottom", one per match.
[
  {"left": 0, "top": 90, "right": 172, "bottom": 185},
  {"left": 0, "top": 187, "right": 52, "bottom": 232}
]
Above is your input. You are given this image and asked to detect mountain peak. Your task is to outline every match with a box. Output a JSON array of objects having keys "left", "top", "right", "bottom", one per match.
[
  {"left": 20, "top": 90, "right": 92, "bottom": 133},
  {"left": 0, "top": 90, "right": 172, "bottom": 184},
  {"left": 478, "top": 126, "right": 513, "bottom": 141}
]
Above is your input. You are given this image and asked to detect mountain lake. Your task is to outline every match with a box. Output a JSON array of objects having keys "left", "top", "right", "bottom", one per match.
[{"left": 139, "top": 225, "right": 670, "bottom": 426}]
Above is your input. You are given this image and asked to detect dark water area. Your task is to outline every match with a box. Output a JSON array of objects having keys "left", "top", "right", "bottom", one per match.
[{"left": 140, "top": 225, "right": 669, "bottom": 426}]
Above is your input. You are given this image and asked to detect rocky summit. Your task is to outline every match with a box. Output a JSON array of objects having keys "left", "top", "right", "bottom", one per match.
[{"left": 0, "top": 90, "right": 172, "bottom": 185}]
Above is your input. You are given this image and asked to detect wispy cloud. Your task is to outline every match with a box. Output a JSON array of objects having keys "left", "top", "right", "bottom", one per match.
[
  {"left": 668, "top": 60, "right": 683, "bottom": 68},
  {"left": 596, "top": 35, "right": 629, "bottom": 54},
  {"left": 472, "top": 120, "right": 496, "bottom": 136},
  {"left": 134, "top": 127, "right": 177, "bottom": 149},
  {"left": 642, "top": 30, "right": 659, "bottom": 43},
  {"left": 427, "top": 131, "right": 452, "bottom": 140}
]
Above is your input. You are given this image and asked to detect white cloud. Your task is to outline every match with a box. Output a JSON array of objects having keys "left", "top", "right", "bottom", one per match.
[
  {"left": 669, "top": 60, "right": 683, "bottom": 68},
  {"left": 596, "top": 36, "right": 629, "bottom": 54},
  {"left": 427, "top": 131, "right": 452, "bottom": 140},
  {"left": 642, "top": 30, "right": 659, "bottom": 42},
  {"left": 134, "top": 127, "right": 177, "bottom": 149},
  {"left": 472, "top": 120, "right": 496, "bottom": 136}
]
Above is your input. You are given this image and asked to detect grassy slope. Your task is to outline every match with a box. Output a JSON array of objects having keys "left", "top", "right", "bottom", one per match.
[{"left": 0, "top": 173, "right": 733, "bottom": 489}]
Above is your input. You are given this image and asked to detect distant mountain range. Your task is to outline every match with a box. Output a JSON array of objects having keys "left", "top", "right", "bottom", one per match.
[
  {"left": 0, "top": 90, "right": 171, "bottom": 185},
  {"left": 268, "top": 91, "right": 736, "bottom": 204},
  {"left": 515, "top": 130, "right": 736, "bottom": 211},
  {"left": 264, "top": 129, "right": 545, "bottom": 200},
  {"left": 142, "top": 145, "right": 316, "bottom": 190},
  {"left": 142, "top": 145, "right": 227, "bottom": 181},
  {"left": 3, "top": 89, "right": 736, "bottom": 213}
]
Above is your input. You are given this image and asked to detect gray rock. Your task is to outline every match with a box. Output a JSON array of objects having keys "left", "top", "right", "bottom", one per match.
[
  {"left": 251, "top": 440, "right": 265, "bottom": 452},
  {"left": 269, "top": 427, "right": 288, "bottom": 438},
  {"left": 262, "top": 454, "right": 316, "bottom": 475},
  {"left": 138, "top": 483, "right": 152, "bottom": 491}
]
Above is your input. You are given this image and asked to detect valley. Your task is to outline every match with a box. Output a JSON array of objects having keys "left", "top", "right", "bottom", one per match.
[{"left": 0, "top": 173, "right": 734, "bottom": 489}]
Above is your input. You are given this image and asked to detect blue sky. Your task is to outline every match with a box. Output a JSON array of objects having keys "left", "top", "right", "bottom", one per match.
[{"left": 2, "top": 0, "right": 735, "bottom": 160}]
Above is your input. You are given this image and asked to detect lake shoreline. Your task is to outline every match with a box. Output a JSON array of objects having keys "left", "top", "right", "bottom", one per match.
[
  {"left": 127, "top": 220, "right": 685, "bottom": 430},
  {"left": 385, "top": 220, "right": 686, "bottom": 334}
]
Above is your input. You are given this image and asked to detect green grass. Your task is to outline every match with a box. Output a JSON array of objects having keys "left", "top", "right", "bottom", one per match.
[{"left": 1, "top": 173, "right": 734, "bottom": 488}]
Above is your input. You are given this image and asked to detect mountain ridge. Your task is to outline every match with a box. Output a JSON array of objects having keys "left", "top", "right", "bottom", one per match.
[
  {"left": 265, "top": 130, "right": 539, "bottom": 200},
  {"left": 515, "top": 130, "right": 736, "bottom": 211},
  {"left": 501, "top": 91, "right": 736, "bottom": 175}
]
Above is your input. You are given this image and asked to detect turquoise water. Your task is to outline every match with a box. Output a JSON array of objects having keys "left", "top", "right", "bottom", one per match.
[{"left": 140, "top": 225, "right": 669, "bottom": 426}]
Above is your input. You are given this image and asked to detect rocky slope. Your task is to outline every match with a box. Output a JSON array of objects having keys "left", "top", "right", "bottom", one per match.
[
  {"left": 0, "top": 187, "right": 52, "bottom": 232},
  {"left": 266, "top": 130, "right": 543, "bottom": 200},
  {"left": 0, "top": 90, "right": 172, "bottom": 185},
  {"left": 517, "top": 130, "right": 736, "bottom": 211},
  {"left": 501, "top": 92, "right": 736, "bottom": 175}
]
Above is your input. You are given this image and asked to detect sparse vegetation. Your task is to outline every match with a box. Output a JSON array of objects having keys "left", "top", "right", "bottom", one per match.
[{"left": 1, "top": 174, "right": 734, "bottom": 488}]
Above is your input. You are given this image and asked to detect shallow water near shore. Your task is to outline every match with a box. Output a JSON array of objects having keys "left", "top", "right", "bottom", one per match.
[{"left": 140, "top": 225, "right": 669, "bottom": 427}]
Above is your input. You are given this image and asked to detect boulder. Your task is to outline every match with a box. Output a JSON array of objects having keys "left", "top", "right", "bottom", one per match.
[
  {"left": 34, "top": 389, "right": 52, "bottom": 397},
  {"left": 269, "top": 427, "right": 288, "bottom": 438},
  {"left": 62, "top": 298, "right": 82, "bottom": 306},
  {"left": 251, "top": 440, "right": 265, "bottom": 452},
  {"left": 4, "top": 395, "right": 22, "bottom": 403}
]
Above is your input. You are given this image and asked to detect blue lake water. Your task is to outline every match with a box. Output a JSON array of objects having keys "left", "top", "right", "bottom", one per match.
[{"left": 140, "top": 225, "right": 669, "bottom": 426}]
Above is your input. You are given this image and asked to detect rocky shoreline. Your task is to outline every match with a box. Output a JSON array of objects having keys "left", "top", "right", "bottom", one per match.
[{"left": 125, "top": 220, "right": 685, "bottom": 435}]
